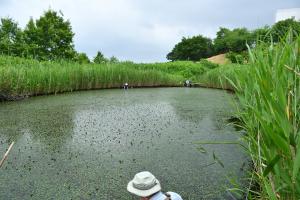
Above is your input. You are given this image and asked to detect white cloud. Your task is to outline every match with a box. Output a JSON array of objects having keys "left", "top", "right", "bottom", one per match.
[{"left": 276, "top": 8, "right": 300, "bottom": 22}]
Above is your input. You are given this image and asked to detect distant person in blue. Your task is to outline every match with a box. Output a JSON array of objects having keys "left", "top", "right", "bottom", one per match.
[{"left": 127, "top": 171, "right": 183, "bottom": 200}]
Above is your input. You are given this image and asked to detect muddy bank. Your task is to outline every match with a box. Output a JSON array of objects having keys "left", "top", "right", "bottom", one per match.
[
  {"left": 0, "top": 92, "right": 27, "bottom": 102},
  {"left": 0, "top": 84, "right": 181, "bottom": 102}
]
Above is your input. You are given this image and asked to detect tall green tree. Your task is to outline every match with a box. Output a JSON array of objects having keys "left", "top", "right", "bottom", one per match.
[
  {"left": 74, "top": 52, "right": 90, "bottom": 64},
  {"left": 23, "top": 18, "right": 39, "bottom": 58},
  {"left": 271, "top": 18, "right": 300, "bottom": 42},
  {"left": 109, "top": 56, "right": 119, "bottom": 63},
  {"left": 252, "top": 26, "right": 271, "bottom": 43},
  {"left": 214, "top": 27, "right": 252, "bottom": 54},
  {"left": 213, "top": 27, "right": 231, "bottom": 53},
  {"left": 31, "top": 9, "right": 76, "bottom": 60},
  {"left": 93, "top": 51, "right": 108, "bottom": 63},
  {"left": 0, "top": 18, "right": 24, "bottom": 56},
  {"left": 167, "top": 35, "right": 214, "bottom": 61}
]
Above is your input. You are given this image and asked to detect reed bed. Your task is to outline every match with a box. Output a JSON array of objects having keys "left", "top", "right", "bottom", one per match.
[
  {"left": 197, "top": 64, "right": 248, "bottom": 90},
  {"left": 231, "top": 34, "right": 300, "bottom": 199},
  {"left": 132, "top": 60, "right": 218, "bottom": 80},
  {"left": 0, "top": 57, "right": 185, "bottom": 97},
  {"left": 0, "top": 56, "right": 220, "bottom": 98}
]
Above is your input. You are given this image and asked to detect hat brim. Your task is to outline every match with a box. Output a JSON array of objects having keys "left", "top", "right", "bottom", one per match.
[{"left": 127, "top": 180, "right": 161, "bottom": 197}]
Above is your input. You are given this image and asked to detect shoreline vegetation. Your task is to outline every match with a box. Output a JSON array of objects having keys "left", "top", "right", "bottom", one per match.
[
  {"left": 0, "top": 56, "right": 233, "bottom": 101},
  {"left": 233, "top": 35, "right": 300, "bottom": 199}
]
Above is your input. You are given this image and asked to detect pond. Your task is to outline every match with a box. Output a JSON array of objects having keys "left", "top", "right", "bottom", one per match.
[{"left": 0, "top": 88, "right": 248, "bottom": 199}]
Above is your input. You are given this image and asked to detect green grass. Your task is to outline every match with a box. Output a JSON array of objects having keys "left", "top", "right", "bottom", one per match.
[
  {"left": 0, "top": 56, "right": 221, "bottom": 97},
  {"left": 132, "top": 59, "right": 219, "bottom": 81},
  {"left": 0, "top": 56, "right": 188, "bottom": 97},
  {"left": 197, "top": 34, "right": 300, "bottom": 199},
  {"left": 197, "top": 63, "right": 248, "bottom": 90},
  {"left": 230, "top": 34, "right": 300, "bottom": 199}
]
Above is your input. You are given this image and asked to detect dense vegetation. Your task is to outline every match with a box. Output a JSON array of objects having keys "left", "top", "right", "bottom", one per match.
[
  {"left": 167, "top": 18, "right": 300, "bottom": 61},
  {"left": 166, "top": 35, "right": 214, "bottom": 61},
  {"left": 0, "top": 56, "right": 187, "bottom": 98},
  {"left": 235, "top": 35, "right": 300, "bottom": 199},
  {"left": 0, "top": 54, "right": 227, "bottom": 99},
  {"left": 0, "top": 10, "right": 76, "bottom": 60},
  {"left": 0, "top": 10, "right": 108, "bottom": 63},
  {"left": 198, "top": 34, "right": 300, "bottom": 199}
]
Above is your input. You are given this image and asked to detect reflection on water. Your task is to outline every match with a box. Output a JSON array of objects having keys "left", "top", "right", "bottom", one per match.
[{"left": 0, "top": 88, "right": 248, "bottom": 199}]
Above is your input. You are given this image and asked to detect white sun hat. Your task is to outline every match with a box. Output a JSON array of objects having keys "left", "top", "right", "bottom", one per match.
[{"left": 127, "top": 171, "right": 161, "bottom": 197}]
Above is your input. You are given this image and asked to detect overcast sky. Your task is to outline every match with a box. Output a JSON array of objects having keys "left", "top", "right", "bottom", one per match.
[{"left": 0, "top": 0, "right": 299, "bottom": 62}]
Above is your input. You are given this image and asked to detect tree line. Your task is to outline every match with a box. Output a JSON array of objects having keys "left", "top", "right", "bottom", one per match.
[
  {"left": 1, "top": 9, "right": 299, "bottom": 63},
  {"left": 0, "top": 9, "right": 115, "bottom": 63},
  {"left": 167, "top": 18, "right": 300, "bottom": 61}
]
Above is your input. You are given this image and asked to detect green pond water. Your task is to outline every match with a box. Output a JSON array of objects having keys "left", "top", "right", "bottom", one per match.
[{"left": 0, "top": 88, "right": 248, "bottom": 200}]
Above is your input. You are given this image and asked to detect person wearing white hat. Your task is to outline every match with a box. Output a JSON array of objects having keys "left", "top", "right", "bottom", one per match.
[{"left": 127, "top": 171, "right": 183, "bottom": 200}]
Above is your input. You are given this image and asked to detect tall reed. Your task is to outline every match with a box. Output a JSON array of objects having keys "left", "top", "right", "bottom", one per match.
[
  {"left": 198, "top": 64, "right": 248, "bottom": 90},
  {"left": 0, "top": 57, "right": 184, "bottom": 97},
  {"left": 231, "top": 34, "right": 300, "bottom": 199}
]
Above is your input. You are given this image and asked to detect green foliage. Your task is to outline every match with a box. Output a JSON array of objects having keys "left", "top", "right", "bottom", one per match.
[
  {"left": 0, "top": 55, "right": 184, "bottom": 96},
  {"left": 0, "top": 55, "right": 225, "bottom": 96},
  {"left": 198, "top": 59, "right": 219, "bottom": 69},
  {"left": 0, "top": 18, "right": 24, "bottom": 56},
  {"left": 271, "top": 18, "right": 300, "bottom": 42},
  {"left": 93, "top": 51, "right": 108, "bottom": 63},
  {"left": 32, "top": 10, "right": 76, "bottom": 60},
  {"left": 226, "top": 51, "right": 249, "bottom": 64},
  {"left": 201, "top": 33, "right": 300, "bottom": 199},
  {"left": 23, "top": 18, "right": 39, "bottom": 59},
  {"left": 132, "top": 60, "right": 218, "bottom": 81},
  {"left": 252, "top": 26, "right": 272, "bottom": 43},
  {"left": 74, "top": 52, "right": 90, "bottom": 64},
  {"left": 231, "top": 34, "right": 300, "bottom": 199},
  {"left": 167, "top": 35, "right": 214, "bottom": 61},
  {"left": 213, "top": 27, "right": 231, "bottom": 53},
  {"left": 214, "top": 27, "right": 253, "bottom": 54},
  {"left": 109, "top": 56, "right": 119, "bottom": 63},
  {"left": 198, "top": 64, "right": 247, "bottom": 90},
  {"left": 0, "top": 10, "right": 76, "bottom": 61}
]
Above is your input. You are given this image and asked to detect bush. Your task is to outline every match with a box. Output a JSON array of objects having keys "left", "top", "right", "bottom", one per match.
[
  {"left": 226, "top": 51, "right": 248, "bottom": 64},
  {"left": 198, "top": 59, "right": 219, "bottom": 69}
]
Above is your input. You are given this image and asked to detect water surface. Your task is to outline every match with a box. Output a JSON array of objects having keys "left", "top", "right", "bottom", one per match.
[{"left": 0, "top": 88, "right": 248, "bottom": 199}]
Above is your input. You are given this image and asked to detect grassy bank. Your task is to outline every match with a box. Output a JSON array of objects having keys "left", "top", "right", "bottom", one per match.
[
  {"left": 197, "top": 63, "right": 248, "bottom": 90},
  {"left": 197, "top": 34, "right": 300, "bottom": 199},
  {"left": 0, "top": 57, "right": 184, "bottom": 98},
  {"left": 0, "top": 56, "right": 223, "bottom": 99}
]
